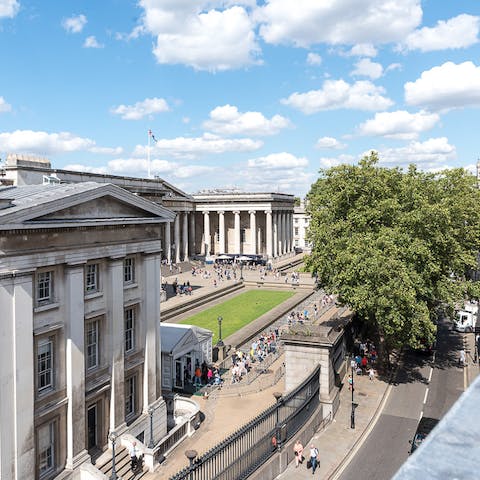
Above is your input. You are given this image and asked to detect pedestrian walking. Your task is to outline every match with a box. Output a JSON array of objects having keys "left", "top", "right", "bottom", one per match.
[
  {"left": 309, "top": 444, "right": 319, "bottom": 474},
  {"left": 368, "top": 368, "right": 375, "bottom": 381},
  {"left": 293, "top": 440, "right": 304, "bottom": 468}
]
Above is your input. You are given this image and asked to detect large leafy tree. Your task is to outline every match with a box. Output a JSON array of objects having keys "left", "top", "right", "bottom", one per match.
[{"left": 305, "top": 152, "right": 480, "bottom": 353}]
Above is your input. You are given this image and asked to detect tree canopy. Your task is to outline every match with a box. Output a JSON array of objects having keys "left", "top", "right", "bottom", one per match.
[{"left": 305, "top": 152, "right": 480, "bottom": 351}]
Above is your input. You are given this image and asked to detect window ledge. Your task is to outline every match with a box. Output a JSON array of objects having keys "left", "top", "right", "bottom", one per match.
[
  {"left": 84, "top": 291, "right": 103, "bottom": 300},
  {"left": 124, "top": 282, "right": 138, "bottom": 290},
  {"left": 34, "top": 302, "right": 60, "bottom": 314}
]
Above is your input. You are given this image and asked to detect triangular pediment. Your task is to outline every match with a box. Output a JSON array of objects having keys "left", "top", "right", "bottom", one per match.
[
  {"left": 36, "top": 196, "right": 153, "bottom": 221},
  {"left": 0, "top": 182, "right": 176, "bottom": 229}
]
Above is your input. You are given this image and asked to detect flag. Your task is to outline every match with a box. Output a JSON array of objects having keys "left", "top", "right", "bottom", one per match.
[{"left": 148, "top": 129, "right": 157, "bottom": 143}]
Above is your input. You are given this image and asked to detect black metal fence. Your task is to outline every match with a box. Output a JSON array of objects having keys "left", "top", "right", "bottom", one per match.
[{"left": 169, "top": 365, "right": 320, "bottom": 480}]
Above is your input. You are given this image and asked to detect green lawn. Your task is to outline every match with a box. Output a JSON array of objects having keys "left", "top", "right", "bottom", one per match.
[{"left": 180, "top": 289, "right": 295, "bottom": 344}]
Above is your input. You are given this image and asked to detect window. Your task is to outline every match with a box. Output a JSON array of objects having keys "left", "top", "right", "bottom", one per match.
[
  {"left": 38, "top": 421, "right": 55, "bottom": 477},
  {"left": 125, "top": 376, "right": 137, "bottom": 418},
  {"left": 37, "top": 271, "right": 54, "bottom": 304},
  {"left": 294, "top": 227, "right": 299, "bottom": 236},
  {"left": 124, "top": 307, "right": 135, "bottom": 353},
  {"left": 37, "top": 338, "right": 53, "bottom": 393},
  {"left": 124, "top": 258, "right": 135, "bottom": 284},
  {"left": 86, "top": 320, "right": 99, "bottom": 370},
  {"left": 295, "top": 240, "right": 299, "bottom": 247},
  {"left": 85, "top": 264, "right": 99, "bottom": 293},
  {"left": 294, "top": 218, "right": 298, "bottom": 224}
]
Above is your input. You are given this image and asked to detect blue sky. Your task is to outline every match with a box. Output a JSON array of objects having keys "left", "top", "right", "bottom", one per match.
[{"left": 1, "top": 1, "right": 479, "bottom": 196}]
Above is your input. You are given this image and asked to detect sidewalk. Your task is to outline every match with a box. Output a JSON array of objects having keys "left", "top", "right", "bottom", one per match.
[{"left": 277, "top": 372, "right": 390, "bottom": 480}]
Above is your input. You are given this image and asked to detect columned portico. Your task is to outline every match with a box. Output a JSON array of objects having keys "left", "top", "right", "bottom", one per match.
[
  {"left": 165, "top": 222, "right": 171, "bottom": 263},
  {"left": 265, "top": 210, "right": 273, "bottom": 258},
  {"left": 273, "top": 212, "right": 278, "bottom": 257},
  {"left": 189, "top": 212, "right": 196, "bottom": 257},
  {"left": 106, "top": 258, "right": 126, "bottom": 433},
  {"left": 182, "top": 212, "right": 189, "bottom": 261},
  {"left": 233, "top": 211, "right": 241, "bottom": 253},
  {"left": 218, "top": 211, "right": 225, "bottom": 254},
  {"left": 65, "top": 264, "right": 89, "bottom": 469},
  {"left": 174, "top": 214, "right": 181, "bottom": 264},
  {"left": 249, "top": 210, "right": 256, "bottom": 255},
  {"left": 203, "top": 211, "right": 211, "bottom": 256}
]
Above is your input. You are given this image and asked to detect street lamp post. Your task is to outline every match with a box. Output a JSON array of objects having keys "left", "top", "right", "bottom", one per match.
[
  {"left": 273, "top": 391, "right": 282, "bottom": 450},
  {"left": 240, "top": 261, "right": 244, "bottom": 281},
  {"left": 350, "top": 363, "right": 355, "bottom": 429},
  {"left": 148, "top": 405, "right": 155, "bottom": 448},
  {"left": 217, "top": 316, "right": 224, "bottom": 347},
  {"left": 108, "top": 430, "right": 118, "bottom": 480},
  {"left": 185, "top": 449, "right": 198, "bottom": 480}
]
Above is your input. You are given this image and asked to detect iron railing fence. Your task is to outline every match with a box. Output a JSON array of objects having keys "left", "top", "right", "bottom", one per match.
[{"left": 169, "top": 365, "right": 320, "bottom": 480}]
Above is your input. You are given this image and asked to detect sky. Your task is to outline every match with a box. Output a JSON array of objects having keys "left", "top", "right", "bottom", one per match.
[{"left": 0, "top": 0, "right": 479, "bottom": 197}]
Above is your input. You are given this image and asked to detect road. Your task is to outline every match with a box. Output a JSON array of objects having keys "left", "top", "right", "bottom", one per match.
[{"left": 338, "top": 316, "right": 465, "bottom": 480}]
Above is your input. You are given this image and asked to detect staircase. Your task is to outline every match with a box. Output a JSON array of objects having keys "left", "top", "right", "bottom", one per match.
[{"left": 96, "top": 446, "right": 148, "bottom": 480}]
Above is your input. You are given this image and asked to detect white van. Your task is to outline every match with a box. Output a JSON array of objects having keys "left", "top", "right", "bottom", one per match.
[{"left": 454, "top": 301, "right": 478, "bottom": 333}]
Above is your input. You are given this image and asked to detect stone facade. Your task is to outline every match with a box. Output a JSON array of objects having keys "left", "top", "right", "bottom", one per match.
[
  {"left": 0, "top": 182, "right": 174, "bottom": 480},
  {"left": 293, "top": 199, "right": 311, "bottom": 251},
  {"left": 282, "top": 325, "right": 346, "bottom": 419}
]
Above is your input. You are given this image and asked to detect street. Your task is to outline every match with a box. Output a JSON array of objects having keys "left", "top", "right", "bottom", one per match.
[{"left": 338, "top": 316, "right": 465, "bottom": 480}]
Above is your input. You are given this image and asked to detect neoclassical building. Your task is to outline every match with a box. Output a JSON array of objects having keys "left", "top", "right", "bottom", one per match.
[
  {"left": 2, "top": 155, "right": 296, "bottom": 262},
  {"left": 0, "top": 182, "right": 174, "bottom": 479}
]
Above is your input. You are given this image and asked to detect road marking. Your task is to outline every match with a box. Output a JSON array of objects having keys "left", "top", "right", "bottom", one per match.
[
  {"left": 428, "top": 367, "right": 433, "bottom": 383},
  {"left": 419, "top": 411, "right": 423, "bottom": 420},
  {"left": 423, "top": 387, "right": 429, "bottom": 405}
]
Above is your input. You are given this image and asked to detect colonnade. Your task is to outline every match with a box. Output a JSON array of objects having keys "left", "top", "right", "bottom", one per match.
[{"left": 164, "top": 209, "right": 294, "bottom": 262}]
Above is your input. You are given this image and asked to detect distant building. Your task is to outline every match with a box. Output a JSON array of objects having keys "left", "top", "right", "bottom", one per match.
[
  {"left": 293, "top": 198, "right": 311, "bottom": 251},
  {"left": 2, "top": 154, "right": 297, "bottom": 262},
  {"left": 0, "top": 182, "right": 174, "bottom": 479}
]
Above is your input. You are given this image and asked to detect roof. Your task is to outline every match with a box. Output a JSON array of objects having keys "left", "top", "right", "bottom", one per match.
[
  {"left": 0, "top": 182, "right": 176, "bottom": 229},
  {"left": 161, "top": 323, "right": 212, "bottom": 356}
]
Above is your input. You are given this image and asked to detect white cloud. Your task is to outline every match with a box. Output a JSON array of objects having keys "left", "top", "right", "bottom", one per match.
[
  {"left": 133, "top": 133, "right": 263, "bottom": 159},
  {"left": 307, "top": 53, "right": 322, "bottom": 66},
  {"left": 89, "top": 146, "right": 124, "bottom": 155},
  {"left": 138, "top": 2, "right": 261, "bottom": 71},
  {"left": 203, "top": 104, "right": 290, "bottom": 136},
  {"left": 0, "top": 0, "right": 19, "bottom": 18},
  {"left": 256, "top": 0, "right": 422, "bottom": 47},
  {"left": 319, "top": 154, "right": 355, "bottom": 169},
  {"left": 347, "top": 44, "right": 378, "bottom": 57},
  {"left": 282, "top": 79, "right": 393, "bottom": 114},
  {"left": 63, "top": 164, "right": 108, "bottom": 174},
  {"left": 111, "top": 97, "right": 170, "bottom": 120},
  {"left": 0, "top": 96, "right": 12, "bottom": 112},
  {"left": 386, "top": 63, "right": 402, "bottom": 73},
  {"left": 405, "top": 61, "right": 480, "bottom": 112},
  {"left": 0, "top": 130, "right": 121, "bottom": 156},
  {"left": 247, "top": 152, "right": 308, "bottom": 169},
  {"left": 62, "top": 14, "right": 87, "bottom": 33},
  {"left": 315, "top": 136, "right": 346, "bottom": 149},
  {"left": 357, "top": 110, "right": 440, "bottom": 139},
  {"left": 403, "top": 14, "right": 479, "bottom": 52},
  {"left": 375, "top": 137, "right": 456, "bottom": 168},
  {"left": 240, "top": 152, "right": 313, "bottom": 194},
  {"left": 174, "top": 165, "right": 218, "bottom": 178},
  {"left": 83, "top": 36, "right": 104, "bottom": 49},
  {"left": 351, "top": 58, "right": 383, "bottom": 79}
]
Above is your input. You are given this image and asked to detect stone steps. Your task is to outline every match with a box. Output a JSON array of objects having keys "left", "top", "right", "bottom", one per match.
[{"left": 96, "top": 446, "right": 148, "bottom": 480}]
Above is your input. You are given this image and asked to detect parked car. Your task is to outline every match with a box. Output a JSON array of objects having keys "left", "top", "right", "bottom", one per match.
[{"left": 409, "top": 416, "right": 439, "bottom": 454}]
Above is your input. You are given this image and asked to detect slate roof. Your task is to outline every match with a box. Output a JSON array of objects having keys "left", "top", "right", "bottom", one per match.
[{"left": 161, "top": 323, "right": 213, "bottom": 356}]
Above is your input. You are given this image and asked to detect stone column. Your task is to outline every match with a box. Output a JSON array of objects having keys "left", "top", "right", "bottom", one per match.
[
  {"left": 218, "top": 211, "right": 225, "bottom": 254},
  {"left": 189, "top": 212, "right": 196, "bottom": 256},
  {"left": 65, "top": 264, "right": 89, "bottom": 469},
  {"left": 265, "top": 210, "right": 273, "bottom": 258},
  {"left": 165, "top": 222, "right": 171, "bottom": 264},
  {"left": 142, "top": 253, "right": 162, "bottom": 405},
  {"left": 273, "top": 212, "right": 278, "bottom": 258},
  {"left": 203, "top": 211, "right": 211, "bottom": 256},
  {"left": 174, "top": 214, "right": 181, "bottom": 264},
  {"left": 0, "top": 271, "right": 35, "bottom": 479},
  {"left": 288, "top": 212, "right": 293, "bottom": 252},
  {"left": 249, "top": 210, "right": 256, "bottom": 255},
  {"left": 280, "top": 212, "right": 286, "bottom": 255},
  {"left": 106, "top": 258, "right": 126, "bottom": 433},
  {"left": 233, "top": 210, "right": 241, "bottom": 254},
  {"left": 182, "top": 212, "right": 189, "bottom": 262}
]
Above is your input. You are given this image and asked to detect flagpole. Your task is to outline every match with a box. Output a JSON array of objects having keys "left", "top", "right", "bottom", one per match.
[{"left": 147, "top": 129, "right": 151, "bottom": 179}]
